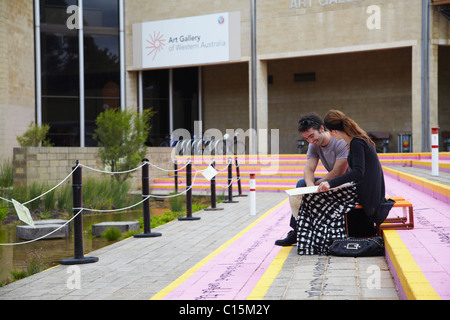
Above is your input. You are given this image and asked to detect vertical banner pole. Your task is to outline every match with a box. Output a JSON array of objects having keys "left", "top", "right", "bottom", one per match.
[
  {"left": 250, "top": 173, "right": 256, "bottom": 216},
  {"left": 431, "top": 127, "right": 439, "bottom": 177}
]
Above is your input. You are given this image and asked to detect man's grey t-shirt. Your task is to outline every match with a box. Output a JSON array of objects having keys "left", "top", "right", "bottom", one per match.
[{"left": 306, "top": 137, "right": 348, "bottom": 172}]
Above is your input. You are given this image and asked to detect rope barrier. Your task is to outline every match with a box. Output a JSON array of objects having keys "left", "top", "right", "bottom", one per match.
[
  {"left": 0, "top": 155, "right": 237, "bottom": 246},
  {"left": 80, "top": 162, "right": 146, "bottom": 174},
  {"left": 144, "top": 160, "right": 190, "bottom": 173},
  {"left": 23, "top": 164, "right": 80, "bottom": 205},
  {"left": 0, "top": 159, "right": 196, "bottom": 205}
]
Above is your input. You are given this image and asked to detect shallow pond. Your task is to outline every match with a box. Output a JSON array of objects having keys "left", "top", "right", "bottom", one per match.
[{"left": 0, "top": 209, "right": 155, "bottom": 284}]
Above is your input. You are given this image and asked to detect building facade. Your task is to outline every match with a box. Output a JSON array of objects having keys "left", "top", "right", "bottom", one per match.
[{"left": 1, "top": 0, "right": 449, "bottom": 160}]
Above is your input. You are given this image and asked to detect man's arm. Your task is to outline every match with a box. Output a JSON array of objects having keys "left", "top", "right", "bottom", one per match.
[
  {"left": 314, "top": 158, "right": 348, "bottom": 185},
  {"left": 304, "top": 157, "right": 319, "bottom": 187}
]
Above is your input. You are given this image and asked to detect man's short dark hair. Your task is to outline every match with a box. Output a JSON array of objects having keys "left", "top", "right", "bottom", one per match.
[{"left": 298, "top": 112, "right": 323, "bottom": 133}]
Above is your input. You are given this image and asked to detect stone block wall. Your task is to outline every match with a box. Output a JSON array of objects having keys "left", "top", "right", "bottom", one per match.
[{"left": 13, "top": 147, "right": 174, "bottom": 191}]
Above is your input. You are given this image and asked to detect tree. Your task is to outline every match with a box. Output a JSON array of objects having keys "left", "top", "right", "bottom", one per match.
[
  {"left": 93, "top": 108, "right": 155, "bottom": 181},
  {"left": 17, "top": 122, "right": 53, "bottom": 147}
]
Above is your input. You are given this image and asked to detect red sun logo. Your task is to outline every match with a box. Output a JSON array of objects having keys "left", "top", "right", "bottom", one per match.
[{"left": 145, "top": 31, "right": 166, "bottom": 61}]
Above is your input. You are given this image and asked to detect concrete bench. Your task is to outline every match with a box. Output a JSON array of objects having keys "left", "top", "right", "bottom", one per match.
[
  {"left": 91, "top": 221, "right": 140, "bottom": 236},
  {"left": 16, "top": 220, "right": 70, "bottom": 240}
]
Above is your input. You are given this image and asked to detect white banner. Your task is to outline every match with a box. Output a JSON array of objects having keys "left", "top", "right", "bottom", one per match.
[{"left": 133, "top": 12, "right": 241, "bottom": 69}]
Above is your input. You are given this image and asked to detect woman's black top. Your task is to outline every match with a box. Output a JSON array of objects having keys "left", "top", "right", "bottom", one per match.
[{"left": 328, "top": 137, "right": 391, "bottom": 224}]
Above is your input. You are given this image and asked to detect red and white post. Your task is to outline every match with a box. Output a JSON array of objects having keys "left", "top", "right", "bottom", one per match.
[
  {"left": 250, "top": 173, "right": 256, "bottom": 216},
  {"left": 431, "top": 127, "right": 439, "bottom": 177}
]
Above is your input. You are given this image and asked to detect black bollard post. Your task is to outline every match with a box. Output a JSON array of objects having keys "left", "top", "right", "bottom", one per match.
[
  {"left": 179, "top": 159, "right": 200, "bottom": 220},
  {"left": 235, "top": 157, "right": 247, "bottom": 197},
  {"left": 204, "top": 159, "right": 224, "bottom": 211},
  {"left": 223, "top": 158, "right": 238, "bottom": 203},
  {"left": 134, "top": 159, "right": 162, "bottom": 238},
  {"left": 174, "top": 159, "right": 178, "bottom": 193},
  {"left": 60, "top": 161, "right": 98, "bottom": 265}
]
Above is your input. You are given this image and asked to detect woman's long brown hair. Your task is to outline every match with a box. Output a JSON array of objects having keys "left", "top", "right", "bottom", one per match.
[{"left": 324, "top": 110, "right": 375, "bottom": 148}]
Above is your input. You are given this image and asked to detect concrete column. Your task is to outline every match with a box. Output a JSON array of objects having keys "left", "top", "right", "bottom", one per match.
[
  {"left": 412, "top": 44, "right": 423, "bottom": 153},
  {"left": 429, "top": 44, "right": 439, "bottom": 134},
  {"left": 256, "top": 60, "right": 268, "bottom": 155},
  {"left": 248, "top": 59, "right": 269, "bottom": 155}
]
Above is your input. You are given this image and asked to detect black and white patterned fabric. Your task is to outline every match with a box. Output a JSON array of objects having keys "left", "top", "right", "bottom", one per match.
[{"left": 297, "top": 184, "right": 360, "bottom": 255}]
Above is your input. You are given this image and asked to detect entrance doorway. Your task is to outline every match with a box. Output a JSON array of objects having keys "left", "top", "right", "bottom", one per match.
[{"left": 142, "top": 67, "right": 199, "bottom": 146}]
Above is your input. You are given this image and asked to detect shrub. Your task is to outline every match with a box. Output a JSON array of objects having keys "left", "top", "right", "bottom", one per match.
[
  {"left": 93, "top": 108, "right": 155, "bottom": 182},
  {"left": 16, "top": 122, "right": 52, "bottom": 147}
]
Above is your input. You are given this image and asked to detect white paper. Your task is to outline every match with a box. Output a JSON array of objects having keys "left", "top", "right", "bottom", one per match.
[
  {"left": 201, "top": 165, "right": 218, "bottom": 181},
  {"left": 288, "top": 194, "right": 303, "bottom": 219},
  {"left": 285, "top": 182, "right": 354, "bottom": 196},
  {"left": 12, "top": 199, "right": 35, "bottom": 228},
  {"left": 285, "top": 186, "right": 318, "bottom": 196}
]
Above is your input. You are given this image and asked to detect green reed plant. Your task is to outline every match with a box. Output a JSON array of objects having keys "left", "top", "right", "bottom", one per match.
[
  {"left": 169, "top": 193, "right": 184, "bottom": 212},
  {"left": 83, "top": 178, "right": 131, "bottom": 210},
  {"left": 43, "top": 188, "right": 56, "bottom": 212},
  {"left": 0, "top": 201, "right": 8, "bottom": 223},
  {"left": 101, "top": 226, "right": 122, "bottom": 241},
  {"left": 0, "top": 160, "right": 14, "bottom": 188},
  {"left": 56, "top": 183, "right": 72, "bottom": 214},
  {"left": 27, "top": 183, "right": 43, "bottom": 211}
]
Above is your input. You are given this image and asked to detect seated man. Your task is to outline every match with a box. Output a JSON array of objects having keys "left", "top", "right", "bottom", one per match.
[{"left": 275, "top": 112, "right": 349, "bottom": 246}]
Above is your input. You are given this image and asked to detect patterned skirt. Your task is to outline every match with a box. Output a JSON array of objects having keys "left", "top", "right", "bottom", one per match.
[{"left": 297, "top": 184, "right": 360, "bottom": 255}]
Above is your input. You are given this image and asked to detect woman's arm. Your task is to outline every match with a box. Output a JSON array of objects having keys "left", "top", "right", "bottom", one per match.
[{"left": 327, "top": 138, "right": 367, "bottom": 188}]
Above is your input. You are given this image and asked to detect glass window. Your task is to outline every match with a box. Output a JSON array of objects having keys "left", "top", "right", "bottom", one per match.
[
  {"left": 143, "top": 69, "right": 170, "bottom": 146},
  {"left": 83, "top": 0, "right": 119, "bottom": 28},
  {"left": 40, "top": 0, "right": 77, "bottom": 25},
  {"left": 84, "top": 34, "right": 120, "bottom": 146},
  {"left": 41, "top": 32, "right": 79, "bottom": 96},
  {"left": 40, "top": 0, "right": 80, "bottom": 146},
  {"left": 42, "top": 97, "right": 80, "bottom": 146},
  {"left": 173, "top": 67, "right": 199, "bottom": 135},
  {"left": 38, "top": 0, "right": 120, "bottom": 147},
  {"left": 84, "top": 35, "right": 120, "bottom": 98}
]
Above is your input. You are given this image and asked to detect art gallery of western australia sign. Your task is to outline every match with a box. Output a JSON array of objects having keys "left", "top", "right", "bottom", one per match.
[{"left": 133, "top": 12, "right": 241, "bottom": 69}]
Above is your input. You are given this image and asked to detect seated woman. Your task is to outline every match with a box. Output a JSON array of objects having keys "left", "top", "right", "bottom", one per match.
[{"left": 296, "top": 110, "right": 394, "bottom": 255}]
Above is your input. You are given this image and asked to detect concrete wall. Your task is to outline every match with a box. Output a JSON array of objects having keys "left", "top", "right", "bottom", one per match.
[
  {"left": 267, "top": 48, "right": 412, "bottom": 154},
  {"left": 0, "top": 0, "right": 35, "bottom": 161},
  {"left": 13, "top": 147, "right": 174, "bottom": 191}
]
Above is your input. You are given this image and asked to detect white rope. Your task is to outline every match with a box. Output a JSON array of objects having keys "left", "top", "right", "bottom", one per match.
[
  {"left": 214, "top": 159, "right": 232, "bottom": 172},
  {"left": 80, "top": 162, "right": 146, "bottom": 174},
  {"left": 190, "top": 159, "right": 214, "bottom": 173},
  {"left": 75, "top": 195, "right": 151, "bottom": 213},
  {"left": 0, "top": 158, "right": 204, "bottom": 246},
  {"left": 217, "top": 178, "right": 234, "bottom": 189},
  {"left": 145, "top": 160, "right": 190, "bottom": 173},
  {"left": 0, "top": 158, "right": 190, "bottom": 205},
  {"left": 146, "top": 171, "right": 199, "bottom": 199},
  {"left": 0, "top": 208, "right": 84, "bottom": 246},
  {"left": 22, "top": 164, "right": 81, "bottom": 206},
  {"left": 0, "top": 195, "right": 12, "bottom": 203}
]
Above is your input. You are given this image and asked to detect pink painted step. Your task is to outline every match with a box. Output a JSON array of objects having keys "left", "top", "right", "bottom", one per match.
[
  {"left": 384, "top": 174, "right": 450, "bottom": 300},
  {"left": 162, "top": 200, "right": 291, "bottom": 300}
]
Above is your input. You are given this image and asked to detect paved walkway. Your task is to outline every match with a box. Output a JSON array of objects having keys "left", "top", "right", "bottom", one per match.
[
  {"left": 0, "top": 191, "right": 398, "bottom": 300},
  {"left": 1, "top": 164, "right": 448, "bottom": 301}
]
